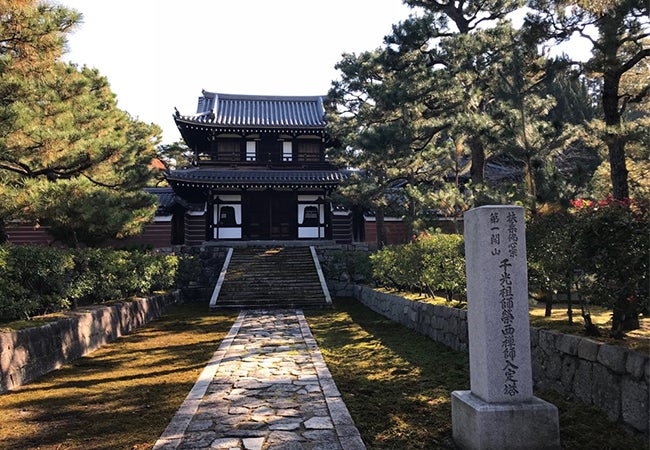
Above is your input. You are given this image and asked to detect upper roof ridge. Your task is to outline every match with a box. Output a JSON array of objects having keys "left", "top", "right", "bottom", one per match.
[{"left": 202, "top": 91, "right": 326, "bottom": 101}]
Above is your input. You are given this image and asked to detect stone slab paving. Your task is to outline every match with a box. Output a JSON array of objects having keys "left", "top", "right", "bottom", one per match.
[{"left": 153, "top": 309, "right": 366, "bottom": 450}]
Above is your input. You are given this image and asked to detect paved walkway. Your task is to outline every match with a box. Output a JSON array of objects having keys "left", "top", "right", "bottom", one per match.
[{"left": 153, "top": 309, "right": 366, "bottom": 450}]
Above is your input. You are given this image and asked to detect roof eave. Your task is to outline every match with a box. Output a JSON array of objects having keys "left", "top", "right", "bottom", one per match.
[{"left": 174, "top": 117, "right": 325, "bottom": 132}]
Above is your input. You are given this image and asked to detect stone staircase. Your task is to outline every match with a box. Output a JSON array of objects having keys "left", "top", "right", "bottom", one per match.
[{"left": 211, "top": 246, "right": 331, "bottom": 309}]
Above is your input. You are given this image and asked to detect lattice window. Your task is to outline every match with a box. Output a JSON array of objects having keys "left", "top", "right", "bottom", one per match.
[
  {"left": 217, "top": 140, "right": 240, "bottom": 162},
  {"left": 296, "top": 141, "right": 320, "bottom": 162}
]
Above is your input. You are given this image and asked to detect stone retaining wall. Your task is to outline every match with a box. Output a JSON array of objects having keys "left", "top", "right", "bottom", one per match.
[
  {"left": 328, "top": 282, "right": 649, "bottom": 435},
  {"left": 177, "top": 245, "right": 231, "bottom": 302},
  {"left": 0, "top": 292, "right": 178, "bottom": 393}
]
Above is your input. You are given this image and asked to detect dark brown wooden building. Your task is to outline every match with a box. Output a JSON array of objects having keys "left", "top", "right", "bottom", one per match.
[{"left": 166, "top": 91, "right": 351, "bottom": 244}]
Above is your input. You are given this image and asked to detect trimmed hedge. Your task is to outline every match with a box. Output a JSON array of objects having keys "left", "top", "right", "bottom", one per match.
[
  {"left": 0, "top": 245, "right": 181, "bottom": 321},
  {"left": 370, "top": 232, "right": 466, "bottom": 302}
]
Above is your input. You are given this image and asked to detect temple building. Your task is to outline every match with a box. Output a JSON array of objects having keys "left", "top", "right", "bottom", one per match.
[{"left": 165, "top": 91, "right": 353, "bottom": 244}]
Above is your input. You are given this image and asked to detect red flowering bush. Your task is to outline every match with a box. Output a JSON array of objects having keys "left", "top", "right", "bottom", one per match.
[
  {"left": 570, "top": 196, "right": 648, "bottom": 336},
  {"left": 528, "top": 196, "right": 648, "bottom": 336}
]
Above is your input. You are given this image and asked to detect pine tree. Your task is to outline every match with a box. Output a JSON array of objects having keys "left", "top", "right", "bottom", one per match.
[
  {"left": 526, "top": 0, "right": 649, "bottom": 200},
  {"left": 0, "top": 1, "right": 161, "bottom": 246}
]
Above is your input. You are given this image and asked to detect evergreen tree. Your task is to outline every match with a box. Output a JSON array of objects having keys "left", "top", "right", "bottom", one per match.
[
  {"left": 401, "top": 0, "right": 524, "bottom": 184},
  {"left": 328, "top": 0, "right": 553, "bottom": 233},
  {"left": 538, "top": 62, "right": 602, "bottom": 203},
  {"left": 327, "top": 44, "right": 453, "bottom": 246},
  {"left": 526, "top": 0, "right": 649, "bottom": 200},
  {"left": 0, "top": 1, "right": 161, "bottom": 246},
  {"left": 156, "top": 140, "right": 194, "bottom": 171}
]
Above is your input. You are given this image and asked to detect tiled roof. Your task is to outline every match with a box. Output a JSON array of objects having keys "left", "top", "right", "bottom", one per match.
[
  {"left": 145, "top": 187, "right": 175, "bottom": 215},
  {"left": 144, "top": 187, "right": 204, "bottom": 213},
  {"left": 166, "top": 168, "right": 343, "bottom": 188},
  {"left": 175, "top": 92, "right": 326, "bottom": 129},
  {"left": 455, "top": 154, "right": 525, "bottom": 182}
]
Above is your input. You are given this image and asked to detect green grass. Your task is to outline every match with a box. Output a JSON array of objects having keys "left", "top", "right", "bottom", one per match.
[
  {"left": 0, "top": 303, "right": 237, "bottom": 450},
  {"left": 375, "top": 287, "right": 649, "bottom": 354},
  {"left": 0, "top": 298, "right": 646, "bottom": 449},
  {"left": 529, "top": 303, "right": 650, "bottom": 353},
  {"left": 306, "top": 298, "right": 649, "bottom": 450}
]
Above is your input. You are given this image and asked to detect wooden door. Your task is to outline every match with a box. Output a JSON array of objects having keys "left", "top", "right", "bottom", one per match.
[
  {"left": 244, "top": 191, "right": 296, "bottom": 240},
  {"left": 246, "top": 192, "right": 271, "bottom": 240},
  {"left": 270, "top": 193, "right": 296, "bottom": 239}
]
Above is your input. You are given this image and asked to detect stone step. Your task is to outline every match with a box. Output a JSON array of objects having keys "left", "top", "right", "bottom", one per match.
[{"left": 213, "top": 246, "right": 329, "bottom": 308}]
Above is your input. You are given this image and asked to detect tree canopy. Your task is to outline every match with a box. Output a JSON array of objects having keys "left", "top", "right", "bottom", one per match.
[
  {"left": 526, "top": 0, "right": 650, "bottom": 200},
  {"left": 326, "top": 0, "right": 649, "bottom": 240},
  {"left": 0, "top": 0, "right": 162, "bottom": 246}
]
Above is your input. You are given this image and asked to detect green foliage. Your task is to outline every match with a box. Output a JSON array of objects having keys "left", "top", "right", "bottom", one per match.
[
  {"left": 320, "top": 250, "right": 372, "bottom": 283},
  {"left": 526, "top": 210, "right": 575, "bottom": 299},
  {"left": 0, "top": 245, "right": 180, "bottom": 321},
  {"left": 156, "top": 140, "right": 194, "bottom": 170},
  {"left": 527, "top": 198, "right": 649, "bottom": 335},
  {"left": 370, "top": 233, "right": 466, "bottom": 302},
  {"left": 0, "top": 246, "right": 74, "bottom": 320},
  {"left": 571, "top": 197, "right": 649, "bottom": 334},
  {"left": 16, "top": 178, "right": 158, "bottom": 247},
  {"left": 371, "top": 243, "right": 423, "bottom": 292},
  {"left": 526, "top": 0, "right": 650, "bottom": 200},
  {"left": 0, "top": 1, "right": 161, "bottom": 246},
  {"left": 175, "top": 255, "right": 202, "bottom": 288},
  {"left": 0, "top": 247, "right": 37, "bottom": 320},
  {"left": 419, "top": 233, "right": 466, "bottom": 301}
]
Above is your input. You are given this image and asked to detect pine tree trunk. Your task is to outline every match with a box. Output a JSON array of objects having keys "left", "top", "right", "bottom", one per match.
[
  {"left": 468, "top": 137, "right": 485, "bottom": 185},
  {"left": 606, "top": 134, "right": 629, "bottom": 200},
  {"left": 601, "top": 28, "right": 629, "bottom": 200},
  {"left": 375, "top": 207, "right": 387, "bottom": 249},
  {"left": 603, "top": 69, "right": 629, "bottom": 200},
  {"left": 0, "top": 218, "right": 7, "bottom": 244}
]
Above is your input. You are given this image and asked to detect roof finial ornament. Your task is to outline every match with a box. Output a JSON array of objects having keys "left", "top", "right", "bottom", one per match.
[{"left": 174, "top": 107, "right": 180, "bottom": 118}]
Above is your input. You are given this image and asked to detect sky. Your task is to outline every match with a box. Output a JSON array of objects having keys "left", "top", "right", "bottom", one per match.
[{"left": 57, "top": 0, "right": 416, "bottom": 145}]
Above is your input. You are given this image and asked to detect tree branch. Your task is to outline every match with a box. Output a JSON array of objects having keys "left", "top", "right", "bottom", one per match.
[{"left": 619, "top": 48, "right": 650, "bottom": 76}]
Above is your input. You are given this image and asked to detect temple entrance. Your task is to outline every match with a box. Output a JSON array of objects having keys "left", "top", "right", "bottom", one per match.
[{"left": 244, "top": 191, "right": 297, "bottom": 240}]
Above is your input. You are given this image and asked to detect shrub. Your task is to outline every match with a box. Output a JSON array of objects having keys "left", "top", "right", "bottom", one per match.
[
  {"left": 527, "top": 211, "right": 575, "bottom": 302},
  {"left": 419, "top": 233, "right": 466, "bottom": 301},
  {"left": 175, "top": 255, "right": 202, "bottom": 288},
  {"left": 321, "top": 250, "right": 372, "bottom": 283},
  {"left": 69, "top": 248, "right": 130, "bottom": 304},
  {"left": 527, "top": 196, "right": 649, "bottom": 336},
  {"left": 371, "top": 245, "right": 410, "bottom": 289},
  {"left": 370, "top": 232, "right": 466, "bottom": 302},
  {"left": 571, "top": 196, "right": 649, "bottom": 336},
  {"left": 0, "top": 245, "right": 181, "bottom": 321},
  {"left": 0, "top": 246, "right": 76, "bottom": 320},
  {"left": 0, "top": 246, "right": 33, "bottom": 321}
]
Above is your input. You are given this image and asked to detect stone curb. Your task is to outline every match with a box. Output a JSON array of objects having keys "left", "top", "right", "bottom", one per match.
[
  {"left": 296, "top": 310, "right": 366, "bottom": 449},
  {"left": 153, "top": 309, "right": 367, "bottom": 450},
  {"left": 153, "top": 311, "right": 246, "bottom": 450}
]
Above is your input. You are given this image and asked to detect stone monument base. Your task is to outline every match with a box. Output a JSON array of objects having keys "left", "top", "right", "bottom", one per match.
[{"left": 451, "top": 390, "right": 560, "bottom": 450}]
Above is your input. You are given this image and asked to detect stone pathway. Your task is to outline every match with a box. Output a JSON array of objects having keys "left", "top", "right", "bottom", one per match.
[{"left": 153, "top": 309, "right": 366, "bottom": 450}]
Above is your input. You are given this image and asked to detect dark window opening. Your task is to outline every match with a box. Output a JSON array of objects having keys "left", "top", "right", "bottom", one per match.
[
  {"left": 296, "top": 142, "right": 320, "bottom": 162},
  {"left": 218, "top": 140, "right": 241, "bottom": 162},
  {"left": 218, "top": 206, "right": 237, "bottom": 226},
  {"left": 302, "top": 206, "right": 319, "bottom": 226}
]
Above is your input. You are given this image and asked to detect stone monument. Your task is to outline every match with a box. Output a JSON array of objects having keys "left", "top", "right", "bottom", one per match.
[{"left": 452, "top": 205, "right": 560, "bottom": 449}]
